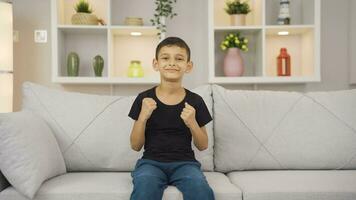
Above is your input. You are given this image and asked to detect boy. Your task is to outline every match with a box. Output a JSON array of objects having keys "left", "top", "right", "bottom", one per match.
[{"left": 128, "top": 37, "right": 215, "bottom": 200}]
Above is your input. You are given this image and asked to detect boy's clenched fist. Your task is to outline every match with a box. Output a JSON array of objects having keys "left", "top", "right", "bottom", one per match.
[
  {"left": 180, "top": 102, "right": 197, "bottom": 128},
  {"left": 139, "top": 98, "right": 157, "bottom": 121}
]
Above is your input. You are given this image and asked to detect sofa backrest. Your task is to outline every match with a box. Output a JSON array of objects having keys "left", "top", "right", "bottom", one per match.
[
  {"left": 212, "top": 84, "right": 356, "bottom": 172},
  {"left": 21, "top": 82, "right": 214, "bottom": 172}
]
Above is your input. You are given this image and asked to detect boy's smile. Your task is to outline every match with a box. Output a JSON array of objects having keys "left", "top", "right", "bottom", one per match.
[{"left": 153, "top": 45, "right": 193, "bottom": 82}]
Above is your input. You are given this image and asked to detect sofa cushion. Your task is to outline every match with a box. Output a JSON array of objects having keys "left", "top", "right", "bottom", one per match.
[
  {"left": 0, "top": 172, "right": 241, "bottom": 200},
  {"left": 212, "top": 84, "right": 356, "bottom": 172},
  {"left": 21, "top": 82, "right": 214, "bottom": 171},
  {"left": 227, "top": 170, "right": 356, "bottom": 200},
  {"left": 0, "top": 111, "right": 66, "bottom": 199}
]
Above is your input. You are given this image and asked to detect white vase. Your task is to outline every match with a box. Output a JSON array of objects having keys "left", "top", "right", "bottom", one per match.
[
  {"left": 230, "top": 14, "right": 246, "bottom": 26},
  {"left": 158, "top": 16, "right": 166, "bottom": 39},
  {"left": 160, "top": 16, "right": 166, "bottom": 26}
]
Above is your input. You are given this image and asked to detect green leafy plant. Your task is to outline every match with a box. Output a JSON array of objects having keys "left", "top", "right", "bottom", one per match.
[
  {"left": 74, "top": 0, "right": 93, "bottom": 14},
  {"left": 150, "top": 0, "right": 178, "bottom": 37},
  {"left": 225, "top": 0, "right": 251, "bottom": 15},
  {"left": 220, "top": 32, "right": 249, "bottom": 52}
]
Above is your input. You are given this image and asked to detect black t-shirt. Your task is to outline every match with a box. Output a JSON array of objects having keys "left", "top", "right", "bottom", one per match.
[{"left": 128, "top": 86, "right": 213, "bottom": 162}]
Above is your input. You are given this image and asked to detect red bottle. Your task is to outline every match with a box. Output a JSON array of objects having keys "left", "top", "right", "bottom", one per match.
[{"left": 277, "top": 48, "right": 291, "bottom": 76}]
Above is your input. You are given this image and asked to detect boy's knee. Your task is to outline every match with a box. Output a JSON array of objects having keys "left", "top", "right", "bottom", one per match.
[
  {"left": 134, "top": 175, "right": 162, "bottom": 187},
  {"left": 181, "top": 178, "right": 214, "bottom": 199},
  {"left": 190, "top": 179, "right": 211, "bottom": 192},
  {"left": 131, "top": 175, "right": 166, "bottom": 200}
]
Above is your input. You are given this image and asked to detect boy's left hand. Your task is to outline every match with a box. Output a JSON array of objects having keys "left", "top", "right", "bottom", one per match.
[{"left": 180, "top": 102, "right": 197, "bottom": 128}]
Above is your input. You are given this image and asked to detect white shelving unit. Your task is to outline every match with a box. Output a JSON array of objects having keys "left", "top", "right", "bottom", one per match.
[
  {"left": 51, "top": 0, "right": 162, "bottom": 84},
  {"left": 208, "top": 0, "right": 321, "bottom": 84}
]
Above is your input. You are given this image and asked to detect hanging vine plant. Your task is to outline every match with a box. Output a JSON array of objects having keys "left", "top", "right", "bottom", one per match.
[{"left": 150, "top": 0, "right": 178, "bottom": 38}]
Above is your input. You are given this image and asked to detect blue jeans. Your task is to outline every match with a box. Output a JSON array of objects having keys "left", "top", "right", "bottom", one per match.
[{"left": 130, "top": 158, "right": 215, "bottom": 200}]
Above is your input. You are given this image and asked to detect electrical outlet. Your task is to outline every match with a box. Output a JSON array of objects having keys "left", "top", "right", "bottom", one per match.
[{"left": 34, "top": 30, "right": 47, "bottom": 43}]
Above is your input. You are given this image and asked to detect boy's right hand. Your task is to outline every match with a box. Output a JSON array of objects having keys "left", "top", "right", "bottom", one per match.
[{"left": 138, "top": 98, "right": 157, "bottom": 121}]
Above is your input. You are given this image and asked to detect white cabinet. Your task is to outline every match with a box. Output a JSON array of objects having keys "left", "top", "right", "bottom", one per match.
[
  {"left": 51, "top": 0, "right": 161, "bottom": 84},
  {"left": 208, "top": 0, "right": 321, "bottom": 84}
]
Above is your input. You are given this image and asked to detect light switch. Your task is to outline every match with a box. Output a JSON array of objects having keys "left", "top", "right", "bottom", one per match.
[
  {"left": 13, "top": 30, "right": 19, "bottom": 42},
  {"left": 34, "top": 30, "right": 47, "bottom": 43}
]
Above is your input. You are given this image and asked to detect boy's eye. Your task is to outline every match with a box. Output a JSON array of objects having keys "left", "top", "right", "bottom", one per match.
[
  {"left": 176, "top": 58, "right": 184, "bottom": 61},
  {"left": 161, "top": 57, "right": 168, "bottom": 60}
]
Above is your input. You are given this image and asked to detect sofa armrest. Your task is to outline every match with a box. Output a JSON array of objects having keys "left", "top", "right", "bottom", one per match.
[{"left": 0, "top": 171, "right": 10, "bottom": 192}]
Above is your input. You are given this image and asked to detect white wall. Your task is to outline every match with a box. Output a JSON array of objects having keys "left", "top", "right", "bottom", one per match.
[
  {"left": 350, "top": 0, "right": 356, "bottom": 84},
  {"left": 11, "top": 0, "right": 356, "bottom": 111},
  {"left": 303, "top": 0, "right": 352, "bottom": 91}
]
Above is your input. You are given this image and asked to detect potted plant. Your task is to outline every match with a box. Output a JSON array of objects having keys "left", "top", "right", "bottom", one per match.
[
  {"left": 224, "top": 0, "right": 251, "bottom": 26},
  {"left": 71, "top": 0, "right": 98, "bottom": 25},
  {"left": 220, "top": 32, "right": 248, "bottom": 76},
  {"left": 150, "top": 0, "right": 178, "bottom": 38}
]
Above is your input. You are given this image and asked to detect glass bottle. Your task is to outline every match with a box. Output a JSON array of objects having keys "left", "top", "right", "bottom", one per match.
[
  {"left": 128, "top": 60, "right": 144, "bottom": 78},
  {"left": 277, "top": 48, "right": 291, "bottom": 76}
]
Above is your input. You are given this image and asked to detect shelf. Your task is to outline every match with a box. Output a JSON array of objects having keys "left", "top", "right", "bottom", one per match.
[
  {"left": 213, "top": 0, "right": 263, "bottom": 26},
  {"left": 52, "top": 0, "right": 161, "bottom": 84},
  {"left": 265, "top": 25, "right": 315, "bottom": 34},
  {"left": 111, "top": 0, "right": 155, "bottom": 26},
  {"left": 265, "top": 27, "right": 315, "bottom": 77},
  {"left": 57, "top": 28, "right": 108, "bottom": 77},
  {"left": 53, "top": 77, "right": 160, "bottom": 84},
  {"left": 109, "top": 27, "right": 160, "bottom": 79},
  {"left": 210, "top": 76, "right": 320, "bottom": 84},
  {"left": 214, "top": 26, "right": 263, "bottom": 30},
  {"left": 57, "top": 25, "right": 108, "bottom": 29},
  {"left": 265, "top": 0, "right": 315, "bottom": 25},
  {"left": 57, "top": 25, "right": 107, "bottom": 34},
  {"left": 214, "top": 29, "right": 263, "bottom": 77},
  {"left": 110, "top": 26, "right": 159, "bottom": 36},
  {"left": 208, "top": 0, "right": 320, "bottom": 84},
  {"left": 53, "top": 0, "right": 320, "bottom": 84}
]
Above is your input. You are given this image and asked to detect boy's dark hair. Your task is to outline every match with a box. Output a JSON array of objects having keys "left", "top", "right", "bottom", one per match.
[{"left": 155, "top": 37, "right": 191, "bottom": 61}]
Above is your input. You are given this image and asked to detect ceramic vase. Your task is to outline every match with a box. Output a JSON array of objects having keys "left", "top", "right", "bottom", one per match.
[
  {"left": 223, "top": 48, "right": 244, "bottom": 76},
  {"left": 67, "top": 52, "right": 79, "bottom": 76},
  {"left": 93, "top": 55, "right": 104, "bottom": 77},
  {"left": 230, "top": 14, "right": 246, "bottom": 26}
]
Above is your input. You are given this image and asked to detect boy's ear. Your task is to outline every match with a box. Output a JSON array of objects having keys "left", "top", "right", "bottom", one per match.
[
  {"left": 152, "top": 58, "right": 159, "bottom": 71},
  {"left": 185, "top": 61, "right": 193, "bottom": 73}
]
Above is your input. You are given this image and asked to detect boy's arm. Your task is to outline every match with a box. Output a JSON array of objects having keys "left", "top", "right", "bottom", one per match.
[
  {"left": 189, "top": 123, "right": 209, "bottom": 151},
  {"left": 181, "top": 102, "right": 208, "bottom": 151},
  {"left": 130, "top": 117, "right": 147, "bottom": 151},
  {"left": 130, "top": 97, "right": 157, "bottom": 151}
]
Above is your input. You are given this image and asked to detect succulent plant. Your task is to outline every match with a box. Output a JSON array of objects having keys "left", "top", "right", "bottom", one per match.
[
  {"left": 74, "top": 0, "right": 93, "bottom": 14},
  {"left": 225, "top": 0, "right": 251, "bottom": 15}
]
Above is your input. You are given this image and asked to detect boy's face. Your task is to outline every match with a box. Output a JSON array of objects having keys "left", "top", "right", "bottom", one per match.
[{"left": 153, "top": 45, "right": 193, "bottom": 82}]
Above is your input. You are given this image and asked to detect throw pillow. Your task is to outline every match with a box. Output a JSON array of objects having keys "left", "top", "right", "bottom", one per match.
[{"left": 0, "top": 111, "right": 66, "bottom": 199}]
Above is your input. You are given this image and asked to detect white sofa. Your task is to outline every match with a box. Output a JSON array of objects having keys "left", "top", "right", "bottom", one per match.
[{"left": 1, "top": 82, "right": 356, "bottom": 200}]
